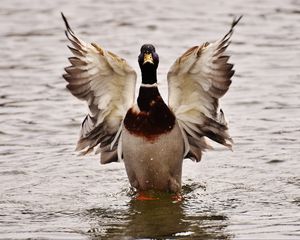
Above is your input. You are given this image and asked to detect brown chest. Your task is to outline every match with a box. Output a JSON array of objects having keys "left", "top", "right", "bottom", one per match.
[{"left": 124, "top": 99, "right": 176, "bottom": 141}]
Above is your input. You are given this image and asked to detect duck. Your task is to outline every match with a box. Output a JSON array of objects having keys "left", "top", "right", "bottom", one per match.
[{"left": 61, "top": 13, "right": 241, "bottom": 194}]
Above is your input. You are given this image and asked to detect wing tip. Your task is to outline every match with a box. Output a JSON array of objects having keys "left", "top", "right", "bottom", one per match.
[
  {"left": 61, "top": 12, "right": 74, "bottom": 34},
  {"left": 232, "top": 15, "right": 243, "bottom": 28},
  {"left": 222, "top": 15, "right": 243, "bottom": 41}
]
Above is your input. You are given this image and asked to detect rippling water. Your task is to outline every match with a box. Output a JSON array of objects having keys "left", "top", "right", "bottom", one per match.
[{"left": 1, "top": 0, "right": 300, "bottom": 239}]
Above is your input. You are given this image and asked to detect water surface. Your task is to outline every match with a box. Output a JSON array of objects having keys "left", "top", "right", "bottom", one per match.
[{"left": 0, "top": 0, "right": 300, "bottom": 239}]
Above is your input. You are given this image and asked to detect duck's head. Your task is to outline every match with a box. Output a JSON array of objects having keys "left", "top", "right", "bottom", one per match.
[
  {"left": 138, "top": 44, "right": 159, "bottom": 84},
  {"left": 138, "top": 44, "right": 159, "bottom": 68}
]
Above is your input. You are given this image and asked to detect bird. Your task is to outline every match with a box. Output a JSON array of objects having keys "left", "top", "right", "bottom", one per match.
[{"left": 61, "top": 13, "right": 241, "bottom": 195}]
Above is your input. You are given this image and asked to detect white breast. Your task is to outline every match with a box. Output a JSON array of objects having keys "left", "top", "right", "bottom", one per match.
[{"left": 122, "top": 121, "right": 185, "bottom": 193}]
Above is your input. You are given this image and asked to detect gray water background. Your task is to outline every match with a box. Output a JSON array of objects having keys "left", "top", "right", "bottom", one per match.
[{"left": 0, "top": 0, "right": 299, "bottom": 239}]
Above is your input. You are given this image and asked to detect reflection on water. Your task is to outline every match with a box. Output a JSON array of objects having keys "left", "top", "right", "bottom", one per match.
[{"left": 85, "top": 191, "right": 230, "bottom": 240}]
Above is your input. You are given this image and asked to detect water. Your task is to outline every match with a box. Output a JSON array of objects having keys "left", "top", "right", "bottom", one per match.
[{"left": 0, "top": 0, "right": 299, "bottom": 239}]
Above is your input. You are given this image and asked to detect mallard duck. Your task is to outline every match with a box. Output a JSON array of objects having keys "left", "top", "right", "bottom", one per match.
[{"left": 62, "top": 13, "right": 241, "bottom": 193}]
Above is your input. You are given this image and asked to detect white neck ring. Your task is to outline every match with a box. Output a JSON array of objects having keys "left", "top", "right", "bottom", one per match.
[{"left": 140, "top": 83, "right": 158, "bottom": 88}]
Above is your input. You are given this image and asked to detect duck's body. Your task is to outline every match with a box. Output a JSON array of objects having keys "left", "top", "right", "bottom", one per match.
[
  {"left": 122, "top": 45, "right": 185, "bottom": 192},
  {"left": 123, "top": 82, "right": 184, "bottom": 192},
  {"left": 61, "top": 13, "right": 241, "bottom": 194}
]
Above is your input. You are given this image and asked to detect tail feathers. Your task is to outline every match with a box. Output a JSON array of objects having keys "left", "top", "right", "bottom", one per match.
[
  {"left": 98, "top": 145, "right": 118, "bottom": 164},
  {"left": 186, "top": 136, "right": 212, "bottom": 162}
]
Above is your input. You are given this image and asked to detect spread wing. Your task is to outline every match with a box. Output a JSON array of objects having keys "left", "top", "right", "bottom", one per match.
[
  {"left": 62, "top": 13, "right": 137, "bottom": 164},
  {"left": 167, "top": 17, "right": 241, "bottom": 162}
]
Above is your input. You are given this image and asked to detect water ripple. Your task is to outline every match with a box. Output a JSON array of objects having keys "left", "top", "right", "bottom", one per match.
[{"left": 0, "top": 0, "right": 299, "bottom": 239}]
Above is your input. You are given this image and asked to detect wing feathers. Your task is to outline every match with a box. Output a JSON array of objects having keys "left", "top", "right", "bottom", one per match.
[
  {"left": 68, "top": 56, "right": 87, "bottom": 66},
  {"left": 168, "top": 16, "right": 241, "bottom": 161},
  {"left": 62, "top": 13, "right": 136, "bottom": 163},
  {"left": 67, "top": 46, "right": 84, "bottom": 57}
]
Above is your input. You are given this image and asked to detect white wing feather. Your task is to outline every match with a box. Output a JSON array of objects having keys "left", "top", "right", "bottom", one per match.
[
  {"left": 168, "top": 17, "right": 241, "bottom": 161},
  {"left": 62, "top": 14, "right": 137, "bottom": 163}
]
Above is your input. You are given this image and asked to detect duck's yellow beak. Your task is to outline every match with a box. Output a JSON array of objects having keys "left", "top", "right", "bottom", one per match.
[{"left": 143, "top": 53, "right": 154, "bottom": 64}]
